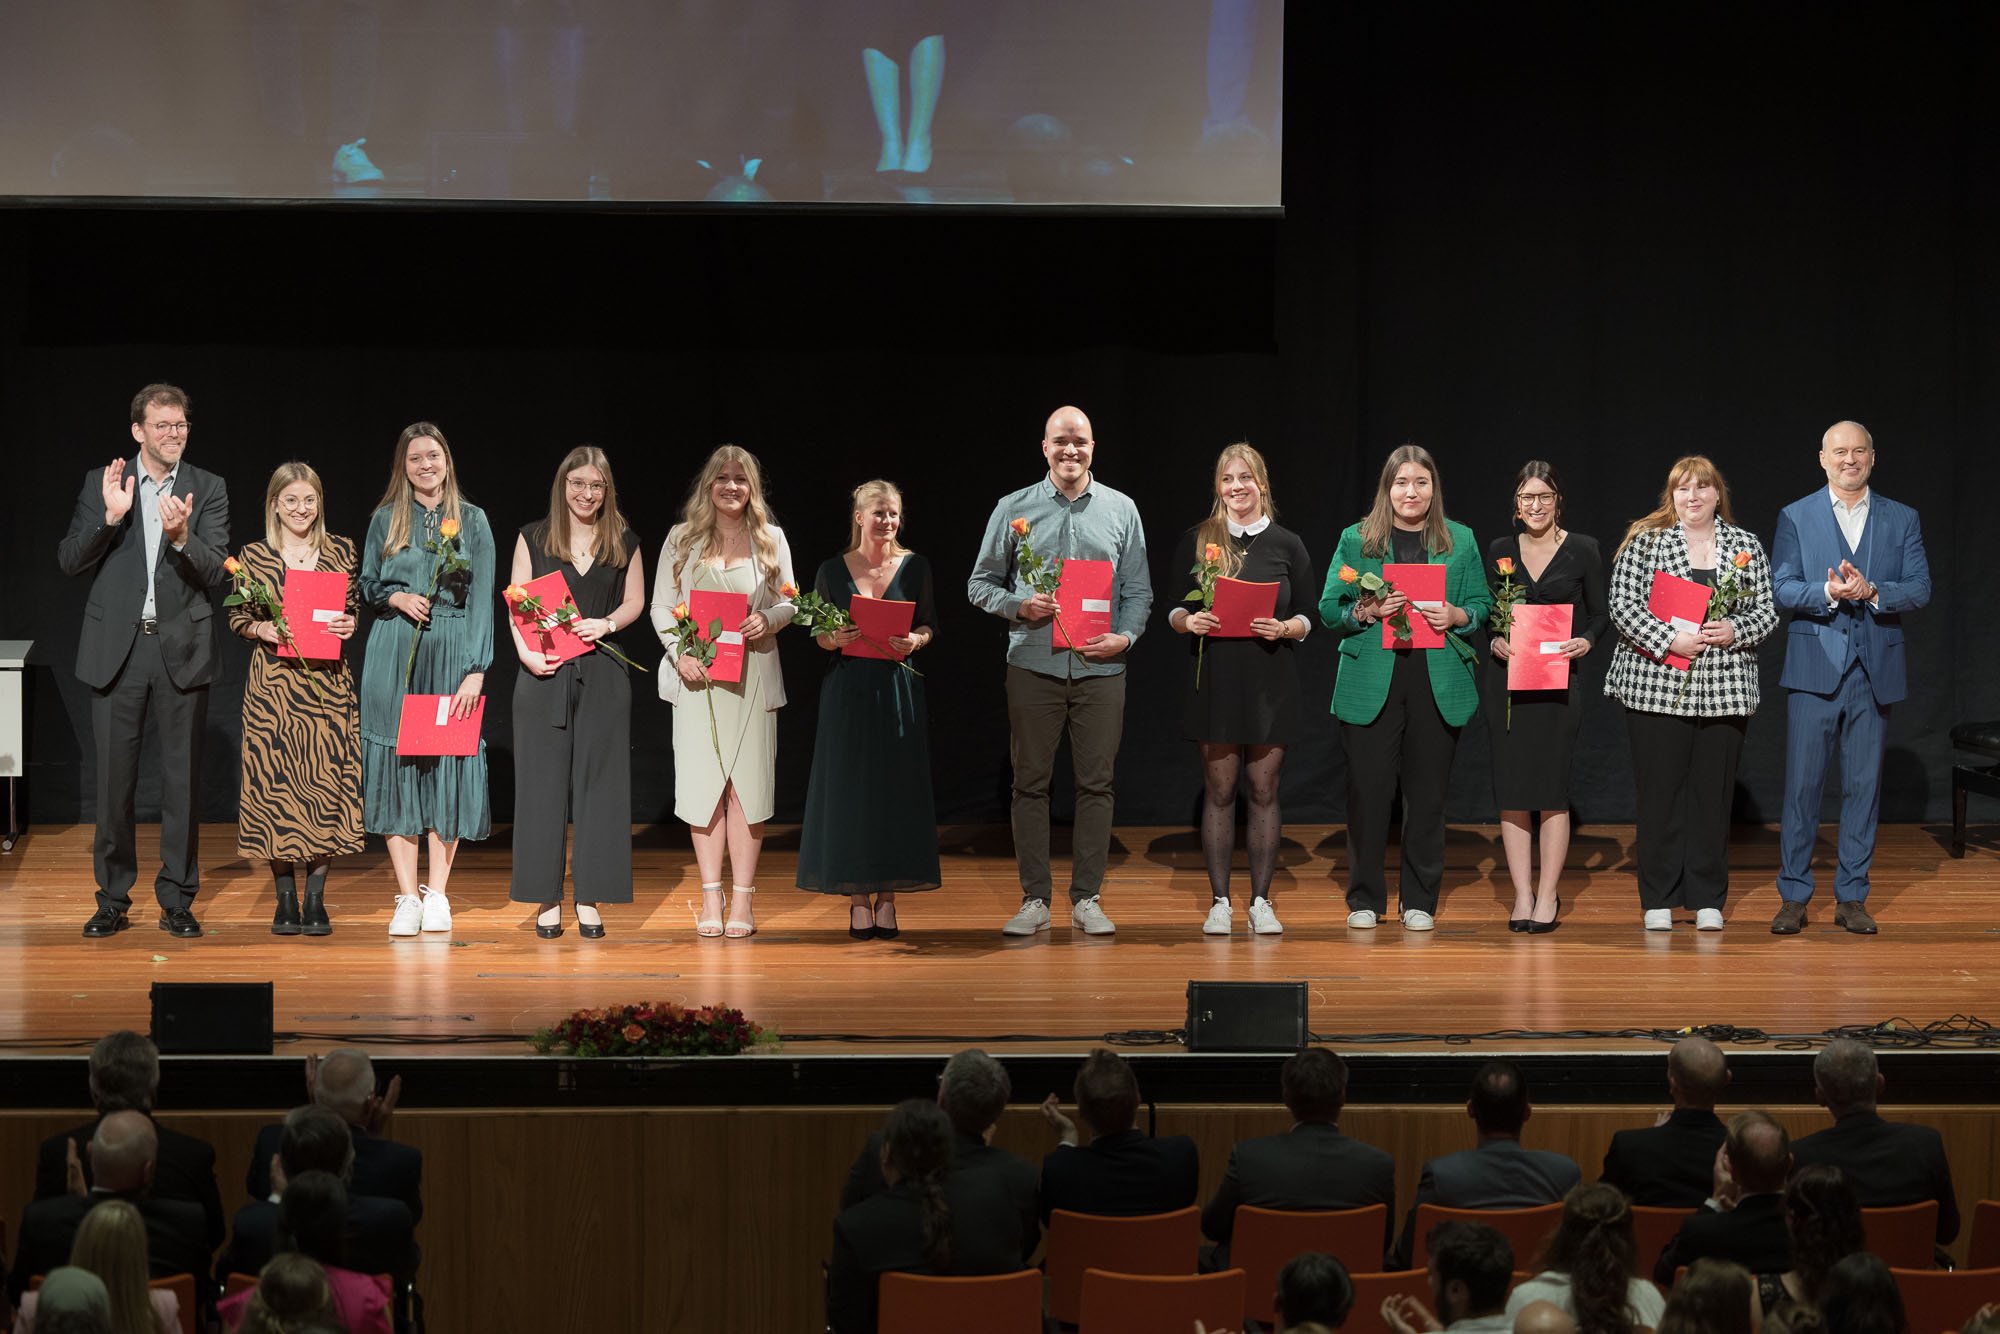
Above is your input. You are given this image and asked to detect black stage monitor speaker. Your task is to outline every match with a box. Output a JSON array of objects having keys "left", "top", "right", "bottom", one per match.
[
  {"left": 1184, "top": 980, "right": 1307, "bottom": 1052},
  {"left": 150, "top": 981, "right": 274, "bottom": 1054}
]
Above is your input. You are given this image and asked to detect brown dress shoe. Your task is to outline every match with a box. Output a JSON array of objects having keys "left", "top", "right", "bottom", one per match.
[
  {"left": 1834, "top": 901, "right": 1879, "bottom": 934},
  {"left": 1770, "top": 901, "right": 1808, "bottom": 934}
]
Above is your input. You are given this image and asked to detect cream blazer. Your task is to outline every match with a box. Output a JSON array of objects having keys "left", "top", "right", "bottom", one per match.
[{"left": 649, "top": 522, "right": 797, "bottom": 708}]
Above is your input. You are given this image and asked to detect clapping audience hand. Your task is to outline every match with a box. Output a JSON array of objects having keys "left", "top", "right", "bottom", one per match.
[
  {"left": 360, "top": 1074, "right": 402, "bottom": 1134},
  {"left": 1039, "top": 1092, "right": 1079, "bottom": 1147},
  {"left": 1381, "top": 1292, "right": 1444, "bottom": 1334},
  {"left": 65, "top": 1137, "right": 87, "bottom": 1197},
  {"left": 1710, "top": 1141, "right": 1741, "bottom": 1210}
]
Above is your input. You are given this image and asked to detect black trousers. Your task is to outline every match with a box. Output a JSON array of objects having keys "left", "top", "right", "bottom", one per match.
[
  {"left": 1339, "top": 650, "right": 1461, "bottom": 915},
  {"left": 1625, "top": 707, "right": 1748, "bottom": 912},
  {"left": 91, "top": 633, "right": 207, "bottom": 913},
  {"left": 509, "top": 655, "right": 635, "bottom": 904}
]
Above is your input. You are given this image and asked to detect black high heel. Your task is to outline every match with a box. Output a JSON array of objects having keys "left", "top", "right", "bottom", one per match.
[
  {"left": 1527, "top": 895, "right": 1562, "bottom": 934},
  {"left": 848, "top": 904, "right": 876, "bottom": 941},
  {"left": 1507, "top": 916, "right": 1530, "bottom": 933},
  {"left": 535, "top": 903, "right": 564, "bottom": 939},
  {"left": 872, "top": 899, "right": 900, "bottom": 941}
]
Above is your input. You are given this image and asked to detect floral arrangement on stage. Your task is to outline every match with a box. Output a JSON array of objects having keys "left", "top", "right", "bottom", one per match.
[
  {"left": 1183, "top": 541, "right": 1223, "bottom": 689},
  {"left": 1012, "top": 517, "right": 1083, "bottom": 662},
  {"left": 530, "top": 1002, "right": 773, "bottom": 1058},
  {"left": 1676, "top": 548, "right": 1755, "bottom": 706},
  {"left": 501, "top": 583, "right": 648, "bottom": 671},
  {"left": 404, "top": 516, "right": 470, "bottom": 690},
  {"left": 1488, "top": 556, "right": 1525, "bottom": 728},
  {"left": 223, "top": 556, "right": 327, "bottom": 702},
  {"left": 784, "top": 582, "right": 922, "bottom": 676}
]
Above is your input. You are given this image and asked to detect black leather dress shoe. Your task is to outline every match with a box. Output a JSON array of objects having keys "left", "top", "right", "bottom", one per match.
[
  {"left": 158, "top": 907, "right": 203, "bottom": 938},
  {"left": 1834, "top": 901, "right": 1879, "bottom": 935},
  {"left": 83, "top": 907, "right": 130, "bottom": 938}
]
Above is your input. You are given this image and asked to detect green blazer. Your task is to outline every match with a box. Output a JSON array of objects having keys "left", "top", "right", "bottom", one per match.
[{"left": 1318, "top": 519, "right": 1490, "bottom": 727}]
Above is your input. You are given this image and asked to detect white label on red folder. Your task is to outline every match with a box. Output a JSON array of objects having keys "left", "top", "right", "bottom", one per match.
[
  {"left": 312, "top": 608, "right": 340, "bottom": 623},
  {"left": 435, "top": 697, "right": 451, "bottom": 727},
  {"left": 1540, "top": 641, "right": 1567, "bottom": 654},
  {"left": 1669, "top": 616, "right": 1699, "bottom": 634},
  {"left": 717, "top": 631, "right": 744, "bottom": 646},
  {"left": 1080, "top": 598, "right": 1111, "bottom": 613}
]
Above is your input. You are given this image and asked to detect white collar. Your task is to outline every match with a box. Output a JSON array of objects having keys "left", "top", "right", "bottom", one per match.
[
  {"left": 1829, "top": 486, "right": 1871, "bottom": 513},
  {"left": 1226, "top": 514, "right": 1271, "bottom": 538}
]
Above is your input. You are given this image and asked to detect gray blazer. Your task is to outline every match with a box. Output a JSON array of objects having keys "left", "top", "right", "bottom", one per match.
[{"left": 57, "top": 457, "right": 231, "bottom": 690}]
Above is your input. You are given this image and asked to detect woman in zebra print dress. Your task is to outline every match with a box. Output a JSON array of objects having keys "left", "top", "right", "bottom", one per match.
[{"left": 231, "top": 461, "right": 365, "bottom": 935}]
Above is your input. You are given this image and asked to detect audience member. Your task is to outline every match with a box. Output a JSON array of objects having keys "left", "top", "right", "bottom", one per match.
[
  {"left": 1200, "top": 1048, "right": 1396, "bottom": 1266},
  {"left": 12, "top": 1203, "right": 176, "bottom": 1334},
  {"left": 1037, "top": 1048, "right": 1199, "bottom": 1222},
  {"left": 21, "top": 1269, "right": 111, "bottom": 1334},
  {"left": 226, "top": 1253, "right": 339, "bottom": 1334},
  {"left": 1395, "top": 1060, "right": 1581, "bottom": 1267},
  {"left": 1818, "top": 1252, "right": 1908, "bottom": 1334},
  {"left": 1277, "top": 1251, "right": 1356, "bottom": 1331},
  {"left": 1506, "top": 1182, "right": 1665, "bottom": 1332},
  {"left": 1383, "top": 1221, "right": 1515, "bottom": 1334},
  {"left": 1598, "top": 1036, "right": 1730, "bottom": 1207},
  {"left": 1791, "top": 1040, "right": 1958, "bottom": 1244},
  {"left": 218, "top": 1173, "right": 391, "bottom": 1334},
  {"left": 1766, "top": 1306, "right": 1829, "bottom": 1334},
  {"left": 1658, "top": 1257, "right": 1758, "bottom": 1334},
  {"left": 1960, "top": 1305, "right": 2000, "bottom": 1334},
  {"left": 838, "top": 1048, "right": 1039, "bottom": 1264},
  {"left": 222, "top": 1104, "right": 417, "bottom": 1285},
  {"left": 246, "top": 1051, "right": 421, "bottom": 1222},
  {"left": 34, "top": 1031, "right": 226, "bottom": 1248},
  {"left": 1512, "top": 1300, "right": 1578, "bottom": 1334},
  {"left": 1654, "top": 1110, "right": 1794, "bottom": 1283},
  {"left": 8, "top": 1112, "right": 212, "bottom": 1305},
  {"left": 1761, "top": 1164, "right": 1864, "bottom": 1321}
]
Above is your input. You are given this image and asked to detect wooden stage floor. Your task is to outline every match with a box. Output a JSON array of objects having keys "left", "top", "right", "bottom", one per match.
[{"left": 1, "top": 822, "right": 1994, "bottom": 1058}]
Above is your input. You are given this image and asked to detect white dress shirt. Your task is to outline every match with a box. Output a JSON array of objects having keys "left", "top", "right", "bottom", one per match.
[
  {"left": 1826, "top": 486, "right": 1875, "bottom": 609},
  {"left": 138, "top": 464, "right": 181, "bottom": 619}
]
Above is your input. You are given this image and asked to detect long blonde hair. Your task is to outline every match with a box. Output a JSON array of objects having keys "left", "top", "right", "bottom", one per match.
[
  {"left": 540, "top": 445, "right": 631, "bottom": 567},
  {"left": 261, "top": 461, "right": 328, "bottom": 557},
  {"left": 1616, "top": 454, "right": 1737, "bottom": 557},
  {"left": 68, "top": 1200, "right": 159, "bottom": 1334},
  {"left": 1360, "top": 443, "right": 1452, "bottom": 558},
  {"left": 372, "top": 421, "right": 465, "bottom": 559},
  {"left": 1194, "top": 443, "right": 1277, "bottom": 578},
  {"left": 846, "top": 479, "right": 909, "bottom": 555},
  {"left": 670, "top": 445, "right": 782, "bottom": 595}
]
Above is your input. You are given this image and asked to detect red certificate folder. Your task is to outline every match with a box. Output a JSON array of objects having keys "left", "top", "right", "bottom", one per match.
[
  {"left": 689, "top": 589, "right": 750, "bottom": 683},
  {"left": 275, "top": 569, "right": 347, "bottom": 660},
  {"left": 395, "top": 694, "right": 485, "bottom": 756},
  {"left": 1210, "top": 577, "right": 1279, "bottom": 638},
  {"left": 1381, "top": 563, "right": 1447, "bottom": 649},
  {"left": 508, "top": 570, "right": 590, "bottom": 665},
  {"left": 1053, "top": 559, "right": 1114, "bottom": 650},
  {"left": 1507, "top": 604, "right": 1574, "bottom": 690},
  {"left": 845, "top": 596, "right": 915, "bottom": 660},
  {"left": 1647, "top": 570, "right": 1712, "bottom": 671}
]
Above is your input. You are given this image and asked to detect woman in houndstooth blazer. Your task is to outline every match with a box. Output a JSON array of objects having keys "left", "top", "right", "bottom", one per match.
[{"left": 1605, "top": 455, "right": 1778, "bottom": 932}]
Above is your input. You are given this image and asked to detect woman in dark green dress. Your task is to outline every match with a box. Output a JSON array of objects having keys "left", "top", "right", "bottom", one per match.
[{"left": 796, "top": 479, "right": 940, "bottom": 939}]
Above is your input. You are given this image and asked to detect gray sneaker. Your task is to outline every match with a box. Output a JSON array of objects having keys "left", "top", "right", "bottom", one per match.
[
  {"left": 1001, "top": 899, "right": 1051, "bottom": 936},
  {"left": 1070, "top": 896, "right": 1116, "bottom": 935}
]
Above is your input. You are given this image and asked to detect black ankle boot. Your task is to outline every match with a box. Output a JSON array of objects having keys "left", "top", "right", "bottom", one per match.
[
  {"left": 272, "top": 888, "right": 303, "bottom": 935},
  {"left": 301, "top": 887, "right": 331, "bottom": 936}
]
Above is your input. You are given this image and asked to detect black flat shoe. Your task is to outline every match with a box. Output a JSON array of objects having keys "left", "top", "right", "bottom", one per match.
[
  {"left": 1527, "top": 895, "right": 1562, "bottom": 934},
  {"left": 272, "top": 888, "right": 303, "bottom": 936},
  {"left": 535, "top": 904, "right": 563, "bottom": 939},
  {"left": 301, "top": 889, "right": 332, "bottom": 936},
  {"left": 158, "top": 907, "right": 202, "bottom": 938},
  {"left": 83, "top": 907, "right": 130, "bottom": 938},
  {"left": 577, "top": 907, "right": 605, "bottom": 940}
]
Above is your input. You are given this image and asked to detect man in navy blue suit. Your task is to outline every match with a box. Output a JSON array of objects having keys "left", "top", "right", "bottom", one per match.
[{"left": 1769, "top": 421, "right": 1930, "bottom": 935}]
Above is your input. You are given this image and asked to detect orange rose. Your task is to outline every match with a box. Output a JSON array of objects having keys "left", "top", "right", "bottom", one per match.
[
  {"left": 439, "top": 518, "right": 461, "bottom": 540},
  {"left": 1204, "top": 542, "right": 1222, "bottom": 563},
  {"left": 672, "top": 601, "right": 690, "bottom": 622},
  {"left": 1732, "top": 550, "right": 1752, "bottom": 569},
  {"left": 1337, "top": 564, "right": 1359, "bottom": 584},
  {"left": 622, "top": 1023, "right": 646, "bottom": 1043},
  {"left": 1009, "top": 517, "right": 1031, "bottom": 538},
  {"left": 780, "top": 582, "right": 799, "bottom": 599},
  {"left": 223, "top": 556, "right": 241, "bottom": 575},
  {"left": 502, "top": 584, "right": 526, "bottom": 605},
  {"left": 1495, "top": 557, "right": 1515, "bottom": 575}
]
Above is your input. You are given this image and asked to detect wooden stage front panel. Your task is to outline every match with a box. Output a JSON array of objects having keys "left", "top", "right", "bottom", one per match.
[{"left": 1, "top": 822, "right": 1994, "bottom": 1053}]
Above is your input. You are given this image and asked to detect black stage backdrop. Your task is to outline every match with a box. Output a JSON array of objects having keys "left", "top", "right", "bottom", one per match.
[{"left": 2, "top": 2, "right": 1996, "bottom": 835}]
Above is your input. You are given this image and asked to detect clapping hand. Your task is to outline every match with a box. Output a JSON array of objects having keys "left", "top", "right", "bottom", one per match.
[
  {"left": 1711, "top": 1141, "right": 1742, "bottom": 1210},
  {"left": 361, "top": 1074, "right": 402, "bottom": 1134},
  {"left": 1038, "top": 1092, "right": 1079, "bottom": 1147},
  {"left": 1381, "top": 1293, "right": 1444, "bottom": 1334},
  {"left": 157, "top": 490, "right": 194, "bottom": 545},
  {"left": 65, "top": 1138, "right": 88, "bottom": 1197},
  {"left": 102, "top": 458, "right": 136, "bottom": 525}
]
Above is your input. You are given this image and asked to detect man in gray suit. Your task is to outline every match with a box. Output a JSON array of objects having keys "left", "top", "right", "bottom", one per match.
[
  {"left": 57, "top": 383, "right": 230, "bottom": 938},
  {"left": 1394, "top": 1060, "right": 1581, "bottom": 1267}
]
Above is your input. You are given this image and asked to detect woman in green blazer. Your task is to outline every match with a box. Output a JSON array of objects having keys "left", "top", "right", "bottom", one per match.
[{"left": 1318, "top": 444, "right": 1489, "bottom": 931}]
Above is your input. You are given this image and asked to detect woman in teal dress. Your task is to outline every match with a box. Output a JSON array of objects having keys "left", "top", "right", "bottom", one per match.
[
  {"left": 796, "top": 479, "right": 940, "bottom": 939},
  {"left": 357, "top": 421, "right": 496, "bottom": 938}
]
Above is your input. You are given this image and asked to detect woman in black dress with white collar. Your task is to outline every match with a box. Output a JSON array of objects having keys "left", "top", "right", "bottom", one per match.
[{"left": 1484, "top": 461, "right": 1608, "bottom": 933}]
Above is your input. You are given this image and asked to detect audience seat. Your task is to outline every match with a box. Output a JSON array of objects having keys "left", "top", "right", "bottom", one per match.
[
  {"left": 1950, "top": 720, "right": 2000, "bottom": 856},
  {"left": 1889, "top": 1265, "right": 2000, "bottom": 1334},
  {"left": 1969, "top": 1201, "right": 2000, "bottom": 1270},
  {"left": 878, "top": 1269, "right": 1042, "bottom": 1334},
  {"left": 1078, "top": 1267, "right": 1245, "bottom": 1334},
  {"left": 151, "top": 1273, "right": 197, "bottom": 1334},
  {"left": 1630, "top": 1205, "right": 1695, "bottom": 1273},
  {"left": 1862, "top": 1201, "right": 1941, "bottom": 1269},
  {"left": 1411, "top": 1202, "right": 1565, "bottom": 1270},
  {"left": 1046, "top": 1206, "right": 1201, "bottom": 1327},
  {"left": 1233, "top": 1203, "right": 1388, "bottom": 1326},
  {"left": 1344, "top": 1270, "right": 1433, "bottom": 1334},
  {"left": 226, "top": 1272, "right": 258, "bottom": 1296}
]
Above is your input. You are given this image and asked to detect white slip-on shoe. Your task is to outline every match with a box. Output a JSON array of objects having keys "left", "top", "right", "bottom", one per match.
[
  {"left": 1248, "top": 897, "right": 1284, "bottom": 935},
  {"left": 1402, "top": 909, "right": 1435, "bottom": 932},
  {"left": 1644, "top": 908, "right": 1674, "bottom": 931},
  {"left": 1202, "top": 898, "right": 1233, "bottom": 936},
  {"left": 1695, "top": 907, "right": 1725, "bottom": 931},
  {"left": 388, "top": 894, "right": 423, "bottom": 937},
  {"left": 419, "top": 885, "right": 452, "bottom": 933},
  {"left": 1070, "top": 896, "right": 1116, "bottom": 935},
  {"left": 1346, "top": 908, "right": 1378, "bottom": 929},
  {"left": 1001, "top": 899, "right": 1051, "bottom": 937}
]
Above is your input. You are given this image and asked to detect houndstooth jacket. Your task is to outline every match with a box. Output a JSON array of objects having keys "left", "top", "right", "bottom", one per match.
[{"left": 1603, "top": 520, "right": 1778, "bottom": 717}]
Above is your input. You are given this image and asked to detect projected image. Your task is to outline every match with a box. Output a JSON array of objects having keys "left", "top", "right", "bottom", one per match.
[{"left": 0, "top": 1, "right": 1282, "bottom": 208}]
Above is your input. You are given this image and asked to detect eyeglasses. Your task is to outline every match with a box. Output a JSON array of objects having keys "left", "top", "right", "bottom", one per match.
[
  {"left": 1516, "top": 492, "right": 1559, "bottom": 509},
  {"left": 566, "top": 479, "right": 607, "bottom": 495},
  {"left": 278, "top": 498, "right": 319, "bottom": 512},
  {"left": 147, "top": 421, "right": 190, "bottom": 435}
]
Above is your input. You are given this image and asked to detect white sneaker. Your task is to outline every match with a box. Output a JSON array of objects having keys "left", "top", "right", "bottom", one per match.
[
  {"left": 331, "top": 138, "right": 386, "bottom": 185},
  {"left": 388, "top": 894, "right": 423, "bottom": 937},
  {"left": 1347, "top": 908, "right": 1378, "bottom": 929},
  {"left": 1248, "top": 897, "right": 1283, "bottom": 935},
  {"left": 1001, "top": 899, "right": 1051, "bottom": 936},
  {"left": 1202, "top": 898, "right": 1233, "bottom": 935},
  {"left": 1070, "top": 896, "right": 1116, "bottom": 935},
  {"left": 1644, "top": 908, "right": 1674, "bottom": 931},
  {"left": 1402, "top": 909, "right": 1436, "bottom": 932},
  {"left": 1695, "top": 908, "right": 1725, "bottom": 931},
  {"left": 419, "top": 885, "right": 452, "bottom": 933}
]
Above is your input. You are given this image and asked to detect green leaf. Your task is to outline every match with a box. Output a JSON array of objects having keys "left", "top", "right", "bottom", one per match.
[{"left": 1183, "top": 590, "right": 1204, "bottom": 603}]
